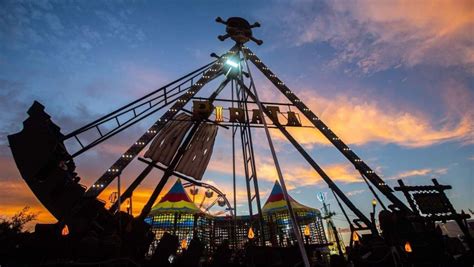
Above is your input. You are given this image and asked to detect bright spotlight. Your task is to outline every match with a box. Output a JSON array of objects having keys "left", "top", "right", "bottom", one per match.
[{"left": 225, "top": 59, "right": 239, "bottom": 68}]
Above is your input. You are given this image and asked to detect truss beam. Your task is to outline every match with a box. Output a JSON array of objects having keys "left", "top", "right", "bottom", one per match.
[
  {"left": 239, "top": 63, "right": 310, "bottom": 267},
  {"left": 110, "top": 163, "right": 154, "bottom": 213},
  {"left": 242, "top": 46, "right": 411, "bottom": 213},
  {"left": 235, "top": 76, "right": 266, "bottom": 245},
  {"left": 237, "top": 79, "right": 374, "bottom": 230},
  {"left": 138, "top": 121, "right": 201, "bottom": 219},
  {"left": 85, "top": 46, "right": 239, "bottom": 199},
  {"left": 66, "top": 61, "right": 216, "bottom": 158},
  {"left": 191, "top": 96, "right": 295, "bottom": 107},
  {"left": 138, "top": 78, "right": 231, "bottom": 219},
  {"left": 139, "top": 158, "right": 203, "bottom": 186}
]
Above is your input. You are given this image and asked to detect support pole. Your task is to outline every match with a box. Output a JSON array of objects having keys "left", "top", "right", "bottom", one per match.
[
  {"left": 322, "top": 199, "right": 344, "bottom": 256},
  {"left": 129, "top": 192, "right": 133, "bottom": 215},
  {"left": 240, "top": 59, "right": 310, "bottom": 267},
  {"left": 110, "top": 163, "right": 154, "bottom": 213},
  {"left": 117, "top": 173, "right": 122, "bottom": 233},
  {"left": 360, "top": 172, "right": 387, "bottom": 211},
  {"left": 138, "top": 78, "right": 231, "bottom": 219},
  {"left": 242, "top": 47, "right": 411, "bottom": 213},
  {"left": 232, "top": 79, "right": 238, "bottom": 248},
  {"left": 235, "top": 63, "right": 265, "bottom": 246},
  {"left": 236, "top": 79, "right": 374, "bottom": 231},
  {"left": 331, "top": 190, "right": 353, "bottom": 231},
  {"left": 331, "top": 222, "right": 344, "bottom": 256},
  {"left": 138, "top": 121, "right": 200, "bottom": 219}
]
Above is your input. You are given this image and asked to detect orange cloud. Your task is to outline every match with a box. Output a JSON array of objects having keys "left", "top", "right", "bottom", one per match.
[
  {"left": 0, "top": 179, "right": 57, "bottom": 231},
  {"left": 271, "top": 89, "right": 473, "bottom": 148},
  {"left": 0, "top": 177, "right": 182, "bottom": 230},
  {"left": 260, "top": 160, "right": 362, "bottom": 187},
  {"left": 208, "top": 155, "right": 361, "bottom": 190}
]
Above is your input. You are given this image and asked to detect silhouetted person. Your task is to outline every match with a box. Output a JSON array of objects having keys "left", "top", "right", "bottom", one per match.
[
  {"left": 77, "top": 230, "right": 100, "bottom": 261},
  {"left": 150, "top": 232, "right": 179, "bottom": 267},
  {"left": 212, "top": 239, "right": 232, "bottom": 266},
  {"left": 178, "top": 232, "right": 204, "bottom": 267},
  {"left": 379, "top": 209, "right": 396, "bottom": 245},
  {"left": 330, "top": 254, "right": 346, "bottom": 267}
]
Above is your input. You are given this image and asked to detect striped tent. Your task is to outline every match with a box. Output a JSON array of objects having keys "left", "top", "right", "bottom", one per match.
[
  {"left": 149, "top": 179, "right": 202, "bottom": 215},
  {"left": 262, "top": 180, "right": 319, "bottom": 214}
]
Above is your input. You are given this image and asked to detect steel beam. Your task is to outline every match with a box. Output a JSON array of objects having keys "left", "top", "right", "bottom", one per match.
[
  {"left": 237, "top": 79, "right": 374, "bottom": 230},
  {"left": 242, "top": 46, "right": 411, "bottom": 213}
]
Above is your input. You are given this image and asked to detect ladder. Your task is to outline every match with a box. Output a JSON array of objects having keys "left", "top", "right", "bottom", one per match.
[{"left": 235, "top": 78, "right": 266, "bottom": 245}]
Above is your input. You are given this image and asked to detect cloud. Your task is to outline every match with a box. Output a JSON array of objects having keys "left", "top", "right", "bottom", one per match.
[
  {"left": 0, "top": 156, "right": 57, "bottom": 230},
  {"left": 271, "top": 88, "right": 473, "bottom": 148},
  {"left": 388, "top": 167, "right": 448, "bottom": 180},
  {"left": 346, "top": 189, "right": 365, "bottom": 197},
  {"left": 0, "top": 1, "right": 147, "bottom": 66},
  {"left": 279, "top": 0, "right": 474, "bottom": 73},
  {"left": 391, "top": 168, "right": 432, "bottom": 179},
  {"left": 208, "top": 155, "right": 361, "bottom": 189}
]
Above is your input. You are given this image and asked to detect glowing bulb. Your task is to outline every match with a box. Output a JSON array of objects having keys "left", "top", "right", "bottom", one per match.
[
  {"left": 225, "top": 59, "right": 239, "bottom": 68},
  {"left": 372, "top": 199, "right": 377, "bottom": 206},
  {"left": 248, "top": 227, "right": 255, "bottom": 239},
  {"left": 215, "top": 106, "right": 223, "bottom": 122},
  {"left": 181, "top": 239, "right": 188, "bottom": 250},
  {"left": 304, "top": 225, "right": 310, "bottom": 237},
  {"left": 404, "top": 241, "right": 413, "bottom": 253}
]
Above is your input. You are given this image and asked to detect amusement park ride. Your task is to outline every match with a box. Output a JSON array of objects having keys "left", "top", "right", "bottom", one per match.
[{"left": 7, "top": 17, "right": 473, "bottom": 266}]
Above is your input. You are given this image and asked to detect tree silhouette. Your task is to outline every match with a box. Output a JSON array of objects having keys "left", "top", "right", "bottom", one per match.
[{"left": 0, "top": 206, "right": 38, "bottom": 234}]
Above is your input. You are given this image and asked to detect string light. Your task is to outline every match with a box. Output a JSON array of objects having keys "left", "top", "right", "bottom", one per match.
[{"left": 215, "top": 106, "right": 224, "bottom": 122}]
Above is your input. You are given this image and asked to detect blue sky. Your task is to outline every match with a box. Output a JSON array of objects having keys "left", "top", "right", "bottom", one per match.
[{"left": 1, "top": 0, "right": 473, "bottom": 240}]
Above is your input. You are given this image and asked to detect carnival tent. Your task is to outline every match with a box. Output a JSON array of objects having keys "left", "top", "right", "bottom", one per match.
[
  {"left": 262, "top": 181, "right": 320, "bottom": 215},
  {"left": 149, "top": 179, "right": 202, "bottom": 215}
]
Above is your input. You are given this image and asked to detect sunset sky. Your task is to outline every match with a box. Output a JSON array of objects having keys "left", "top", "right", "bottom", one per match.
[{"left": 1, "top": 0, "right": 473, "bottom": 237}]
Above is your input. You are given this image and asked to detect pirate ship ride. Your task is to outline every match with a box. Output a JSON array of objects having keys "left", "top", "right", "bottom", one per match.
[{"left": 7, "top": 17, "right": 473, "bottom": 267}]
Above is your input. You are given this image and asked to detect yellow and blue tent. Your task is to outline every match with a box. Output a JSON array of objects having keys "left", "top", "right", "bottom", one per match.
[
  {"left": 149, "top": 179, "right": 202, "bottom": 215},
  {"left": 262, "top": 181, "right": 320, "bottom": 215}
]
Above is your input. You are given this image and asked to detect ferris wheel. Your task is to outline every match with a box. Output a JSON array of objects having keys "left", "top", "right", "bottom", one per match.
[{"left": 182, "top": 181, "right": 233, "bottom": 217}]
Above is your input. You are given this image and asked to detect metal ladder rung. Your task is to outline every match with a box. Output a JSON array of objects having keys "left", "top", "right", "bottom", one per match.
[{"left": 251, "top": 194, "right": 257, "bottom": 201}]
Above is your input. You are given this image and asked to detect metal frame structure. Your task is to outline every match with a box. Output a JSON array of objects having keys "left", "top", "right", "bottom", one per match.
[
  {"left": 182, "top": 181, "right": 233, "bottom": 216},
  {"left": 395, "top": 178, "right": 473, "bottom": 251},
  {"left": 317, "top": 192, "right": 345, "bottom": 256},
  {"left": 233, "top": 75, "right": 266, "bottom": 246},
  {"left": 9, "top": 16, "right": 425, "bottom": 267}
]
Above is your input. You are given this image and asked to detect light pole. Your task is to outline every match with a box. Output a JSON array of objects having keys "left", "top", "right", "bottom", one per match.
[
  {"left": 370, "top": 199, "right": 377, "bottom": 234},
  {"left": 317, "top": 192, "right": 344, "bottom": 255}
]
